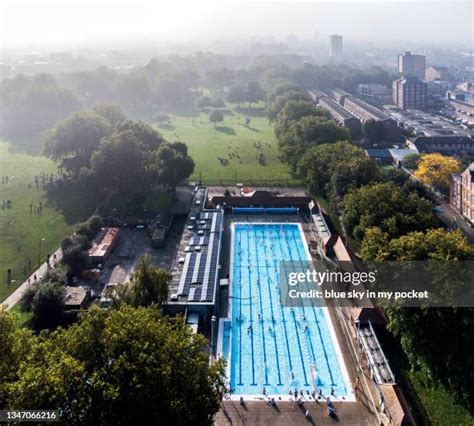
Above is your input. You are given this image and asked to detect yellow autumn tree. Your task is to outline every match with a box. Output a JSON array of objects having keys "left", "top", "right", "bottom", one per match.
[{"left": 414, "top": 153, "right": 461, "bottom": 192}]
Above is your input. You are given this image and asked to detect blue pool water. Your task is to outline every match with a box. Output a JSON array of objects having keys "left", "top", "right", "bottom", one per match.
[{"left": 227, "top": 223, "right": 348, "bottom": 397}]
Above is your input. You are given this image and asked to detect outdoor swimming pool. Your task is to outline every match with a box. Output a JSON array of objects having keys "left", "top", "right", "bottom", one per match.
[{"left": 221, "top": 223, "right": 351, "bottom": 399}]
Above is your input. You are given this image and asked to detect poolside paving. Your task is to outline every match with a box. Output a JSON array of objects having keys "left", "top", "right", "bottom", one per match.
[{"left": 215, "top": 399, "right": 376, "bottom": 425}]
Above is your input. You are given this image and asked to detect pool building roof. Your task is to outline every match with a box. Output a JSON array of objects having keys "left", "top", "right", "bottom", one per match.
[
  {"left": 168, "top": 187, "right": 224, "bottom": 305},
  {"left": 210, "top": 190, "right": 313, "bottom": 209}
]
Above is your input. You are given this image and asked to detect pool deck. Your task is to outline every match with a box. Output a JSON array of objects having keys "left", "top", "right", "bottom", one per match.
[{"left": 215, "top": 400, "right": 375, "bottom": 425}]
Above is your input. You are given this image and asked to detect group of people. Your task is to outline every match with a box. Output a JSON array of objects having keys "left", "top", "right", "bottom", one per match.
[
  {"left": 29, "top": 202, "right": 44, "bottom": 215},
  {"left": 33, "top": 172, "right": 55, "bottom": 189},
  {"left": 2, "top": 199, "right": 12, "bottom": 210}
]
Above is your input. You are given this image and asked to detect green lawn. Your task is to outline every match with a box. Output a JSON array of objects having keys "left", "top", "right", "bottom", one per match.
[
  {"left": 156, "top": 103, "right": 295, "bottom": 184},
  {"left": 0, "top": 142, "right": 75, "bottom": 302}
]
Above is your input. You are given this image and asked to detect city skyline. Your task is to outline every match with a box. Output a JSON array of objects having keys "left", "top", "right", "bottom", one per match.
[{"left": 0, "top": 1, "right": 472, "bottom": 50}]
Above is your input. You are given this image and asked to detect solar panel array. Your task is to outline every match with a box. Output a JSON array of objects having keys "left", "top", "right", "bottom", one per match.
[{"left": 177, "top": 210, "right": 223, "bottom": 302}]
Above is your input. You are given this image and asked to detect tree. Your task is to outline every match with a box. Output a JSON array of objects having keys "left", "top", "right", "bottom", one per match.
[
  {"left": 154, "top": 77, "right": 190, "bottom": 107},
  {"left": 297, "top": 142, "right": 378, "bottom": 198},
  {"left": 205, "top": 68, "right": 235, "bottom": 90},
  {"left": 148, "top": 142, "right": 195, "bottom": 190},
  {"left": 91, "top": 130, "right": 147, "bottom": 193},
  {"left": 401, "top": 153, "right": 421, "bottom": 170},
  {"left": 343, "top": 181, "right": 437, "bottom": 240},
  {"left": 19, "top": 284, "right": 39, "bottom": 313},
  {"left": 278, "top": 116, "right": 350, "bottom": 171},
  {"left": 3, "top": 306, "right": 226, "bottom": 424},
  {"left": 362, "top": 119, "right": 388, "bottom": 145},
  {"left": 0, "top": 83, "right": 82, "bottom": 150},
  {"left": 196, "top": 95, "right": 224, "bottom": 108},
  {"left": 362, "top": 227, "right": 474, "bottom": 262},
  {"left": 360, "top": 228, "right": 474, "bottom": 409},
  {"left": 116, "top": 120, "right": 164, "bottom": 152},
  {"left": 0, "top": 313, "right": 33, "bottom": 408},
  {"left": 30, "top": 281, "right": 66, "bottom": 331},
  {"left": 43, "top": 111, "right": 111, "bottom": 177},
  {"left": 245, "top": 81, "right": 264, "bottom": 107},
  {"left": 92, "top": 103, "right": 128, "bottom": 127},
  {"left": 226, "top": 85, "right": 246, "bottom": 108},
  {"left": 275, "top": 100, "right": 331, "bottom": 138},
  {"left": 265, "top": 90, "right": 311, "bottom": 121},
  {"left": 209, "top": 110, "right": 224, "bottom": 128},
  {"left": 115, "top": 257, "right": 171, "bottom": 307},
  {"left": 414, "top": 153, "right": 461, "bottom": 194}
]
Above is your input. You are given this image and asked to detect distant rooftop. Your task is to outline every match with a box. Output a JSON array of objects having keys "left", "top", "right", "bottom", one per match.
[{"left": 384, "top": 108, "right": 472, "bottom": 138}]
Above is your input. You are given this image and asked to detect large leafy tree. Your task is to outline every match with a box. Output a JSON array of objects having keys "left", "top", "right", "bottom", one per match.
[
  {"left": 226, "top": 84, "right": 246, "bottom": 107},
  {"left": 92, "top": 103, "right": 128, "bottom": 127},
  {"left": 208, "top": 110, "right": 224, "bottom": 128},
  {"left": 414, "top": 153, "right": 461, "bottom": 194},
  {"left": 114, "top": 257, "right": 171, "bottom": 307},
  {"left": 43, "top": 110, "right": 111, "bottom": 177},
  {"left": 149, "top": 142, "right": 195, "bottom": 190},
  {"left": 343, "top": 181, "right": 437, "bottom": 240},
  {"left": 0, "top": 81, "right": 82, "bottom": 150},
  {"left": 0, "top": 314, "right": 34, "bottom": 407},
  {"left": 116, "top": 120, "right": 165, "bottom": 152},
  {"left": 361, "top": 228, "right": 474, "bottom": 409},
  {"left": 3, "top": 306, "right": 226, "bottom": 424},
  {"left": 265, "top": 90, "right": 311, "bottom": 121},
  {"left": 30, "top": 281, "right": 66, "bottom": 331},
  {"left": 278, "top": 115, "right": 350, "bottom": 171},
  {"left": 275, "top": 100, "right": 331, "bottom": 137},
  {"left": 297, "top": 142, "right": 378, "bottom": 199},
  {"left": 91, "top": 130, "right": 147, "bottom": 192},
  {"left": 245, "top": 81, "right": 264, "bottom": 107}
]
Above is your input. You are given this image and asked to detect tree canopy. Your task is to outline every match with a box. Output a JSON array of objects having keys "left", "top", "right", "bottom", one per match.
[
  {"left": 43, "top": 111, "right": 112, "bottom": 177},
  {"left": 209, "top": 109, "right": 224, "bottom": 127},
  {"left": 149, "top": 142, "right": 195, "bottom": 189},
  {"left": 414, "top": 153, "right": 461, "bottom": 194},
  {"left": 113, "top": 256, "right": 171, "bottom": 307},
  {"left": 1, "top": 306, "right": 226, "bottom": 425},
  {"left": 343, "top": 181, "right": 438, "bottom": 240},
  {"left": 360, "top": 228, "right": 474, "bottom": 410},
  {"left": 91, "top": 130, "right": 147, "bottom": 192},
  {"left": 278, "top": 115, "right": 350, "bottom": 171},
  {"left": 297, "top": 141, "right": 378, "bottom": 199}
]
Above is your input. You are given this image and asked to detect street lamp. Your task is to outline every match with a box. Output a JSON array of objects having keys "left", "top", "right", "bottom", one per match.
[
  {"left": 211, "top": 315, "right": 217, "bottom": 359},
  {"left": 38, "top": 238, "right": 45, "bottom": 266}
]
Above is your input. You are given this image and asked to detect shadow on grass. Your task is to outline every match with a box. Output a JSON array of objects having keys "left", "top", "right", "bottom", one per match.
[
  {"left": 235, "top": 106, "right": 266, "bottom": 117},
  {"left": 45, "top": 181, "right": 103, "bottom": 225},
  {"left": 241, "top": 124, "right": 261, "bottom": 133},
  {"left": 215, "top": 126, "right": 236, "bottom": 135}
]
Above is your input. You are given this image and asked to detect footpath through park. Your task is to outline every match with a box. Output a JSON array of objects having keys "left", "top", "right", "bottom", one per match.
[{"left": 2, "top": 247, "right": 62, "bottom": 311}]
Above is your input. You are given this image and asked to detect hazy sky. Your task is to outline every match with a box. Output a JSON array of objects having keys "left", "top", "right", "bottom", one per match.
[{"left": 0, "top": 0, "right": 472, "bottom": 49}]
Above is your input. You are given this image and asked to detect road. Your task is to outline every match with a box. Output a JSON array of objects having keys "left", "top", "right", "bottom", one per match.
[
  {"left": 434, "top": 196, "right": 474, "bottom": 244},
  {"left": 2, "top": 247, "right": 63, "bottom": 311}
]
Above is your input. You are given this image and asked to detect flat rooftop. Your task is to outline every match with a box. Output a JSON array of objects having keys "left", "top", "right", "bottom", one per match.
[
  {"left": 168, "top": 187, "right": 223, "bottom": 305},
  {"left": 344, "top": 96, "right": 390, "bottom": 121},
  {"left": 319, "top": 96, "right": 357, "bottom": 121},
  {"left": 385, "top": 108, "right": 472, "bottom": 138}
]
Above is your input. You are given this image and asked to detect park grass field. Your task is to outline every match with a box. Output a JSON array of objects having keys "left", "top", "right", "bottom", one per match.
[
  {"left": 157, "top": 103, "right": 295, "bottom": 184},
  {"left": 0, "top": 142, "right": 75, "bottom": 302}
]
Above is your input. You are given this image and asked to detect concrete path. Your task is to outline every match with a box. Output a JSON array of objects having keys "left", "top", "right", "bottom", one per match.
[{"left": 2, "top": 247, "right": 62, "bottom": 310}]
